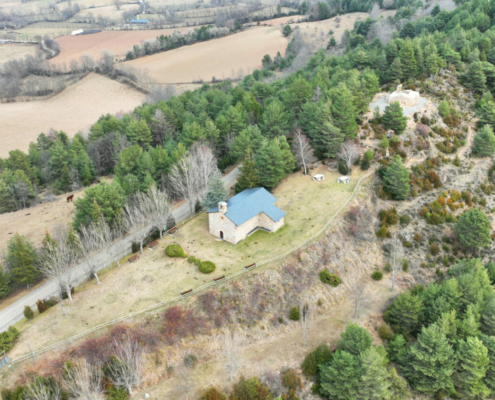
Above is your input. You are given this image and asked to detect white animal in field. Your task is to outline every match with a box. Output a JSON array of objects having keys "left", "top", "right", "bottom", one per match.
[
  {"left": 312, "top": 174, "right": 325, "bottom": 181},
  {"left": 337, "top": 176, "right": 350, "bottom": 184}
]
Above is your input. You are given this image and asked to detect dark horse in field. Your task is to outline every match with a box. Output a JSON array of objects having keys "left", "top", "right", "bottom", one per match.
[{"left": 67, "top": 194, "right": 74, "bottom": 202}]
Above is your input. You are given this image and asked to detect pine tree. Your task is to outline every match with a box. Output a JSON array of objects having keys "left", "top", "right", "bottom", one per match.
[
  {"left": 383, "top": 156, "right": 410, "bottom": 200},
  {"left": 385, "top": 291, "right": 423, "bottom": 334},
  {"left": 382, "top": 102, "right": 408, "bottom": 134},
  {"left": 66, "top": 227, "right": 81, "bottom": 254},
  {"left": 479, "top": 100, "right": 495, "bottom": 128},
  {"left": 458, "top": 305, "right": 481, "bottom": 340},
  {"left": 235, "top": 149, "right": 260, "bottom": 193},
  {"left": 231, "top": 125, "right": 264, "bottom": 162},
  {"left": 388, "top": 58, "right": 403, "bottom": 82},
  {"left": 0, "top": 265, "right": 12, "bottom": 299},
  {"left": 358, "top": 347, "right": 391, "bottom": 399},
  {"left": 277, "top": 136, "right": 296, "bottom": 175},
  {"left": 389, "top": 366, "right": 411, "bottom": 400},
  {"left": 453, "top": 337, "right": 490, "bottom": 399},
  {"left": 455, "top": 209, "right": 491, "bottom": 249},
  {"left": 482, "top": 298, "right": 495, "bottom": 335},
  {"left": 255, "top": 139, "right": 285, "bottom": 190},
  {"left": 339, "top": 323, "right": 373, "bottom": 356},
  {"left": 472, "top": 125, "right": 495, "bottom": 157},
  {"left": 202, "top": 170, "right": 229, "bottom": 210},
  {"left": 6, "top": 234, "right": 39, "bottom": 289},
  {"left": 425, "top": 53, "right": 439, "bottom": 76},
  {"left": 463, "top": 61, "right": 487, "bottom": 94},
  {"left": 224, "top": 103, "right": 247, "bottom": 135},
  {"left": 41, "top": 230, "right": 56, "bottom": 253},
  {"left": 311, "top": 102, "right": 345, "bottom": 158},
  {"left": 286, "top": 76, "right": 312, "bottom": 115},
  {"left": 121, "top": 174, "right": 141, "bottom": 197},
  {"left": 400, "top": 324, "right": 456, "bottom": 396},
  {"left": 399, "top": 40, "right": 418, "bottom": 78},
  {"left": 385, "top": 41, "right": 399, "bottom": 65},
  {"left": 59, "top": 165, "right": 72, "bottom": 192},
  {"left": 320, "top": 350, "right": 361, "bottom": 399},
  {"left": 126, "top": 119, "right": 153, "bottom": 148},
  {"left": 0, "top": 179, "right": 15, "bottom": 214},
  {"left": 480, "top": 335, "right": 495, "bottom": 392},
  {"left": 330, "top": 83, "right": 358, "bottom": 138},
  {"left": 260, "top": 100, "right": 289, "bottom": 139}
]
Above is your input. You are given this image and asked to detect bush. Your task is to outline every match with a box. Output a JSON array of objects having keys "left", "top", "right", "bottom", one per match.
[
  {"left": 0, "top": 326, "right": 20, "bottom": 352},
  {"left": 24, "top": 305, "right": 34, "bottom": 320},
  {"left": 194, "top": 258, "right": 202, "bottom": 267},
  {"left": 187, "top": 256, "right": 195, "bottom": 264},
  {"left": 301, "top": 344, "right": 333, "bottom": 377},
  {"left": 281, "top": 368, "right": 302, "bottom": 392},
  {"left": 378, "top": 323, "right": 394, "bottom": 341},
  {"left": 384, "top": 263, "right": 392, "bottom": 272},
  {"left": 360, "top": 157, "right": 371, "bottom": 171},
  {"left": 429, "top": 243, "right": 440, "bottom": 255},
  {"left": 402, "top": 260, "right": 409, "bottom": 272},
  {"left": 338, "top": 160, "right": 350, "bottom": 175},
  {"left": 372, "top": 271, "right": 383, "bottom": 280},
  {"left": 289, "top": 306, "right": 300, "bottom": 321},
  {"left": 200, "top": 387, "right": 226, "bottom": 400},
  {"left": 319, "top": 270, "right": 342, "bottom": 287},
  {"left": 365, "top": 149, "right": 374, "bottom": 160},
  {"left": 107, "top": 385, "right": 129, "bottom": 400},
  {"left": 199, "top": 261, "right": 216, "bottom": 274},
  {"left": 399, "top": 215, "right": 411, "bottom": 225},
  {"left": 165, "top": 244, "right": 187, "bottom": 258},
  {"left": 36, "top": 299, "right": 47, "bottom": 314}
]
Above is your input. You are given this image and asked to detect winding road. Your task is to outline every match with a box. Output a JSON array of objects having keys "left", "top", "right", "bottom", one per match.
[{"left": 0, "top": 167, "right": 240, "bottom": 333}]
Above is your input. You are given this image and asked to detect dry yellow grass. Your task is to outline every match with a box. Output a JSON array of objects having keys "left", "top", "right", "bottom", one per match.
[
  {"left": 14, "top": 22, "right": 100, "bottom": 40},
  {"left": 69, "top": 4, "right": 137, "bottom": 21},
  {"left": 0, "top": 44, "right": 39, "bottom": 66},
  {"left": 6, "top": 166, "right": 364, "bottom": 360},
  {"left": 123, "top": 26, "right": 288, "bottom": 83},
  {"left": 0, "top": 73, "right": 145, "bottom": 157}
]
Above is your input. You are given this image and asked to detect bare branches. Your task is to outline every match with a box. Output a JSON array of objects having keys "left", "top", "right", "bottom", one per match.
[
  {"left": 63, "top": 359, "right": 105, "bottom": 400},
  {"left": 292, "top": 130, "right": 317, "bottom": 175},
  {"left": 300, "top": 302, "right": 313, "bottom": 348},
  {"left": 221, "top": 330, "right": 243, "bottom": 382},
  {"left": 38, "top": 232, "right": 79, "bottom": 301},
  {"left": 190, "top": 143, "right": 218, "bottom": 190},
  {"left": 347, "top": 273, "right": 368, "bottom": 319},
  {"left": 123, "top": 198, "right": 152, "bottom": 254},
  {"left": 24, "top": 379, "right": 62, "bottom": 400},
  {"left": 136, "top": 185, "right": 171, "bottom": 239},
  {"left": 338, "top": 141, "right": 360, "bottom": 174},
  {"left": 390, "top": 234, "right": 403, "bottom": 292},
  {"left": 106, "top": 337, "right": 145, "bottom": 395}
]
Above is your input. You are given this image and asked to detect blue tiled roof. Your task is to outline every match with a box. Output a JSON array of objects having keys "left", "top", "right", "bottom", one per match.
[
  {"left": 130, "top": 19, "right": 149, "bottom": 23},
  {"left": 207, "top": 187, "right": 285, "bottom": 226}
]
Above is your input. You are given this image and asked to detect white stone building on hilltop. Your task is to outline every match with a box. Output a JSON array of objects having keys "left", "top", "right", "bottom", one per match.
[
  {"left": 206, "top": 187, "right": 286, "bottom": 244},
  {"left": 388, "top": 84, "right": 420, "bottom": 107}
]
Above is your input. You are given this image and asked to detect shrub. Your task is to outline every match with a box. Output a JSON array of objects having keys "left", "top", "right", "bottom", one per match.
[
  {"left": 24, "top": 305, "right": 34, "bottom": 320},
  {"left": 0, "top": 326, "right": 20, "bottom": 352},
  {"left": 413, "top": 232, "right": 422, "bottom": 242},
  {"left": 107, "top": 385, "right": 129, "bottom": 400},
  {"left": 301, "top": 344, "right": 333, "bottom": 377},
  {"left": 200, "top": 387, "right": 226, "bottom": 400},
  {"left": 194, "top": 258, "right": 202, "bottom": 267},
  {"left": 165, "top": 244, "right": 187, "bottom": 258},
  {"left": 338, "top": 160, "right": 349, "bottom": 175},
  {"left": 365, "top": 149, "right": 374, "bottom": 160},
  {"left": 319, "top": 270, "right": 342, "bottom": 287},
  {"left": 281, "top": 368, "right": 302, "bottom": 392},
  {"left": 187, "top": 256, "right": 195, "bottom": 264},
  {"left": 199, "top": 261, "right": 216, "bottom": 274},
  {"left": 384, "top": 263, "right": 392, "bottom": 272},
  {"left": 289, "top": 306, "right": 300, "bottom": 321},
  {"left": 376, "top": 226, "right": 391, "bottom": 239},
  {"left": 399, "top": 215, "right": 411, "bottom": 225},
  {"left": 36, "top": 299, "right": 47, "bottom": 314},
  {"left": 378, "top": 323, "right": 394, "bottom": 341},
  {"left": 184, "top": 353, "right": 198, "bottom": 368},
  {"left": 231, "top": 376, "right": 272, "bottom": 400},
  {"left": 372, "top": 271, "right": 383, "bottom": 280},
  {"left": 379, "top": 207, "right": 399, "bottom": 226},
  {"left": 360, "top": 157, "right": 371, "bottom": 171},
  {"left": 402, "top": 260, "right": 409, "bottom": 272},
  {"left": 429, "top": 244, "right": 440, "bottom": 255}
]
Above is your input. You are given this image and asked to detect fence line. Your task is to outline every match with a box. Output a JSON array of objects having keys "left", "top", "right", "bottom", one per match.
[{"left": 10, "top": 171, "right": 373, "bottom": 365}]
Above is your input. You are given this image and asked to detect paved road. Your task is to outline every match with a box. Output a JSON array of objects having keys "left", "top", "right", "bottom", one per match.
[{"left": 0, "top": 167, "right": 240, "bottom": 332}]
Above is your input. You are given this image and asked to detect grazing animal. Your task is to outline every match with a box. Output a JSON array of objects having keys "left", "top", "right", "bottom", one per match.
[{"left": 67, "top": 194, "right": 74, "bottom": 202}]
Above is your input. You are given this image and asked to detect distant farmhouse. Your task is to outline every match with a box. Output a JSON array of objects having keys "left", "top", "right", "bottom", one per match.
[{"left": 207, "top": 188, "right": 285, "bottom": 244}]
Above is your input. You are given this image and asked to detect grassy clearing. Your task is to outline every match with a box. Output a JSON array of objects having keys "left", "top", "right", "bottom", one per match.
[{"left": 6, "top": 166, "right": 364, "bottom": 360}]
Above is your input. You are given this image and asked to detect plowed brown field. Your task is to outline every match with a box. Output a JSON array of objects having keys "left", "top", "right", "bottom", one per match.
[{"left": 123, "top": 26, "right": 288, "bottom": 83}]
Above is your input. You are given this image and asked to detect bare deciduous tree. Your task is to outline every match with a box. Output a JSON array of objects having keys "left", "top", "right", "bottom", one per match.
[
  {"left": 123, "top": 200, "right": 151, "bottom": 254},
  {"left": 175, "top": 354, "right": 196, "bottom": 400},
  {"left": 300, "top": 302, "right": 313, "bottom": 347},
  {"left": 169, "top": 154, "right": 200, "bottom": 215},
  {"left": 63, "top": 359, "right": 105, "bottom": 400},
  {"left": 348, "top": 275, "right": 367, "bottom": 318},
  {"left": 106, "top": 337, "right": 145, "bottom": 395},
  {"left": 136, "top": 185, "right": 171, "bottom": 239},
  {"left": 190, "top": 143, "right": 218, "bottom": 190},
  {"left": 25, "top": 379, "right": 62, "bottom": 400},
  {"left": 338, "top": 141, "right": 360, "bottom": 174},
  {"left": 292, "top": 130, "right": 317, "bottom": 175},
  {"left": 112, "top": 0, "right": 122, "bottom": 10},
  {"left": 391, "top": 233, "right": 403, "bottom": 291},
  {"left": 39, "top": 236, "right": 79, "bottom": 301},
  {"left": 221, "top": 330, "right": 243, "bottom": 382}
]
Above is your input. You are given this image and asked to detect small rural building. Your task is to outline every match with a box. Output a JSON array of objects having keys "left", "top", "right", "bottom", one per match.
[
  {"left": 207, "top": 187, "right": 286, "bottom": 244},
  {"left": 130, "top": 19, "right": 149, "bottom": 24}
]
